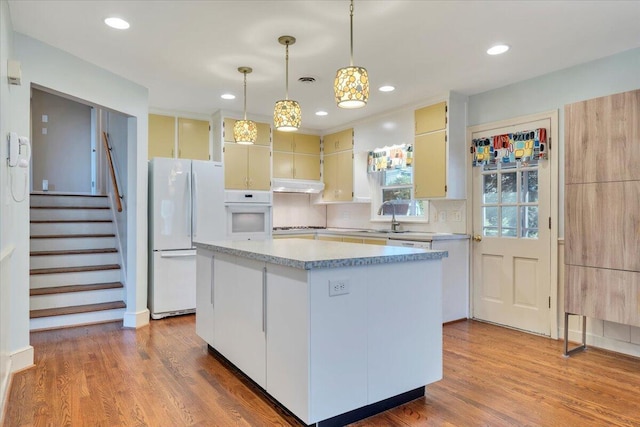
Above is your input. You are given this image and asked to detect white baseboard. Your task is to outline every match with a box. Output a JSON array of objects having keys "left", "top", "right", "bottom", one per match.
[
  {"left": 563, "top": 328, "right": 640, "bottom": 358},
  {"left": 0, "top": 358, "right": 11, "bottom": 426},
  {"left": 10, "top": 346, "right": 34, "bottom": 373},
  {"left": 123, "top": 308, "right": 150, "bottom": 328}
]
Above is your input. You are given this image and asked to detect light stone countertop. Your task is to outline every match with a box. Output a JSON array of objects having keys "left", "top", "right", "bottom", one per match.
[
  {"left": 194, "top": 238, "right": 447, "bottom": 270},
  {"left": 272, "top": 228, "right": 470, "bottom": 242}
]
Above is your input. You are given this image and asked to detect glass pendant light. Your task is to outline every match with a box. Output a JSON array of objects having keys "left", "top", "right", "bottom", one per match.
[
  {"left": 274, "top": 35, "right": 301, "bottom": 131},
  {"left": 334, "top": 0, "right": 369, "bottom": 109},
  {"left": 233, "top": 67, "right": 258, "bottom": 144}
]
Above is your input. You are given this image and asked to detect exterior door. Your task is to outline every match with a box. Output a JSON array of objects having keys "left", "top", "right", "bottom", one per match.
[{"left": 471, "top": 114, "right": 555, "bottom": 336}]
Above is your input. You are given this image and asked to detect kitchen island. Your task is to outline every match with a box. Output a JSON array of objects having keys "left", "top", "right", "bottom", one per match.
[{"left": 194, "top": 239, "right": 447, "bottom": 427}]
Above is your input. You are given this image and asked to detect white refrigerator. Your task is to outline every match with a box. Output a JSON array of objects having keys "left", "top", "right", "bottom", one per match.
[{"left": 148, "top": 157, "right": 225, "bottom": 319}]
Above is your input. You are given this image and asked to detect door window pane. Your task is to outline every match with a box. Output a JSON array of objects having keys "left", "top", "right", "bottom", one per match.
[
  {"left": 521, "top": 206, "right": 539, "bottom": 238},
  {"left": 501, "top": 206, "right": 517, "bottom": 237},
  {"left": 520, "top": 170, "right": 538, "bottom": 203},
  {"left": 501, "top": 172, "right": 517, "bottom": 203},
  {"left": 483, "top": 173, "right": 498, "bottom": 204},
  {"left": 483, "top": 206, "right": 499, "bottom": 237}
]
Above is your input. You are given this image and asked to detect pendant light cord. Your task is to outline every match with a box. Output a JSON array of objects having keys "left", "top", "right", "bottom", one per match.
[
  {"left": 349, "top": 0, "right": 354, "bottom": 67},
  {"left": 285, "top": 43, "right": 290, "bottom": 100},
  {"left": 243, "top": 71, "right": 248, "bottom": 120}
]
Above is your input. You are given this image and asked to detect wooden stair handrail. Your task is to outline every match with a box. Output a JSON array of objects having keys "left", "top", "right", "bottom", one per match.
[{"left": 102, "top": 132, "right": 123, "bottom": 212}]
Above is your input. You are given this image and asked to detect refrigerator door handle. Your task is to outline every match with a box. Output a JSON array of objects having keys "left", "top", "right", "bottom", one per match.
[
  {"left": 192, "top": 171, "right": 198, "bottom": 237},
  {"left": 185, "top": 171, "right": 192, "bottom": 238}
]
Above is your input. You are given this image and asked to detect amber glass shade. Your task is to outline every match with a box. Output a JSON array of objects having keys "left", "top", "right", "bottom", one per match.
[
  {"left": 334, "top": 65, "right": 369, "bottom": 109},
  {"left": 274, "top": 99, "right": 301, "bottom": 132},
  {"left": 233, "top": 119, "right": 257, "bottom": 145}
]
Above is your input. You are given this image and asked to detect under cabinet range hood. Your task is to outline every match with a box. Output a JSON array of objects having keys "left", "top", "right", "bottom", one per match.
[{"left": 272, "top": 178, "right": 325, "bottom": 193}]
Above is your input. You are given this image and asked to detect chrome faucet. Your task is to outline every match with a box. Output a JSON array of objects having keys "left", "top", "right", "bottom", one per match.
[{"left": 378, "top": 201, "right": 400, "bottom": 232}]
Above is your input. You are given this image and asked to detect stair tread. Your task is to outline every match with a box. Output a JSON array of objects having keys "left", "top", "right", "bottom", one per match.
[
  {"left": 30, "top": 301, "right": 126, "bottom": 318},
  {"left": 31, "top": 233, "right": 116, "bottom": 239},
  {"left": 30, "top": 264, "right": 121, "bottom": 275},
  {"left": 31, "top": 219, "right": 113, "bottom": 223},
  {"left": 30, "top": 206, "right": 109, "bottom": 210},
  {"left": 30, "top": 282, "right": 123, "bottom": 296},
  {"left": 30, "top": 193, "right": 107, "bottom": 197},
  {"left": 31, "top": 248, "right": 118, "bottom": 256}
]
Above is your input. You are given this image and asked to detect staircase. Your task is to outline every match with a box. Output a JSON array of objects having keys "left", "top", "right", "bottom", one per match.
[{"left": 29, "top": 193, "right": 126, "bottom": 330}]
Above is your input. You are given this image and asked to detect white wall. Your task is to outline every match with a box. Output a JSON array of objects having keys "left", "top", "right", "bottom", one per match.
[
  {"left": 468, "top": 47, "right": 640, "bottom": 356},
  {"left": 31, "top": 88, "right": 92, "bottom": 192},
  {"left": 469, "top": 47, "right": 640, "bottom": 236},
  {"left": 325, "top": 105, "right": 467, "bottom": 234},
  {"left": 5, "top": 32, "right": 150, "bottom": 377},
  {"left": 0, "top": 0, "right": 18, "bottom": 414}
]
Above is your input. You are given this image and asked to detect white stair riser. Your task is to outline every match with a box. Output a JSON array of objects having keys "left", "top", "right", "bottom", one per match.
[
  {"left": 30, "top": 222, "right": 114, "bottom": 235},
  {"left": 30, "top": 195, "right": 109, "bottom": 208},
  {"left": 30, "top": 288, "right": 124, "bottom": 310},
  {"left": 31, "top": 269, "right": 121, "bottom": 289},
  {"left": 30, "top": 252, "right": 119, "bottom": 269},
  {"left": 29, "top": 308, "right": 125, "bottom": 331},
  {"left": 30, "top": 208, "right": 111, "bottom": 221},
  {"left": 30, "top": 237, "right": 116, "bottom": 252}
]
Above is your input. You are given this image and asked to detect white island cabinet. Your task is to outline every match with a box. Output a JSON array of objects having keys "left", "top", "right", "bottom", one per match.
[{"left": 194, "top": 239, "right": 447, "bottom": 427}]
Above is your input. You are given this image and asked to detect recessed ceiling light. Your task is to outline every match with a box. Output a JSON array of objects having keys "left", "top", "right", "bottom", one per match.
[
  {"left": 315, "top": 111, "right": 328, "bottom": 116},
  {"left": 379, "top": 85, "right": 395, "bottom": 92},
  {"left": 104, "top": 17, "right": 130, "bottom": 30},
  {"left": 221, "top": 93, "right": 236, "bottom": 100},
  {"left": 487, "top": 44, "right": 510, "bottom": 55}
]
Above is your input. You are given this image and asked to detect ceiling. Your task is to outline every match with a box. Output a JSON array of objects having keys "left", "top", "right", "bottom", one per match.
[{"left": 7, "top": 1, "right": 640, "bottom": 132}]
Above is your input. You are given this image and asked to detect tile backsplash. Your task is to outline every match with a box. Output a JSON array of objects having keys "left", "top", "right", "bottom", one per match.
[
  {"left": 273, "top": 193, "right": 467, "bottom": 234},
  {"left": 272, "top": 193, "right": 326, "bottom": 228}
]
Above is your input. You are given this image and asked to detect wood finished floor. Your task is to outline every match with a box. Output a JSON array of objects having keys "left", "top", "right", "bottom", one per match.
[{"left": 5, "top": 316, "right": 640, "bottom": 427}]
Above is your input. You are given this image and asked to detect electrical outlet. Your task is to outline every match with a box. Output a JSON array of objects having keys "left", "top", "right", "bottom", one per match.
[
  {"left": 451, "top": 210, "right": 462, "bottom": 222},
  {"left": 329, "top": 279, "right": 350, "bottom": 296},
  {"left": 438, "top": 211, "right": 447, "bottom": 222}
]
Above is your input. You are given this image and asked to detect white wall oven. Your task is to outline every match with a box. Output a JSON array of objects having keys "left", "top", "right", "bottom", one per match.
[{"left": 224, "top": 190, "right": 272, "bottom": 240}]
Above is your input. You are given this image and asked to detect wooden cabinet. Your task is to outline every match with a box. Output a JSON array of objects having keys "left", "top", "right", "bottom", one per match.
[
  {"left": 223, "top": 143, "right": 271, "bottom": 190},
  {"left": 564, "top": 89, "right": 640, "bottom": 329},
  {"left": 148, "top": 114, "right": 175, "bottom": 159},
  {"left": 412, "top": 93, "right": 466, "bottom": 199},
  {"left": 272, "top": 234, "right": 315, "bottom": 240},
  {"left": 213, "top": 253, "right": 267, "bottom": 388},
  {"left": 195, "top": 249, "right": 215, "bottom": 345},
  {"left": 317, "top": 234, "right": 386, "bottom": 245},
  {"left": 322, "top": 150, "right": 353, "bottom": 202},
  {"left": 273, "top": 131, "right": 321, "bottom": 180},
  {"left": 322, "top": 128, "right": 353, "bottom": 155},
  {"left": 149, "top": 114, "right": 210, "bottom": 160},
  {"left": 223, "top": 117, "right": 271, "bottom": 146}
]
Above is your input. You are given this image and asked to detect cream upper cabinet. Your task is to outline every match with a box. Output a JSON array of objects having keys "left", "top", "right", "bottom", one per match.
[
  {"left": 224, "top": 118, "right": 271, "bottom": 146},
  {"left": 414, "top": 131, "right": 447, "bottom": 198},
  {"left": 149, "top": 114, "right": 211, "bottom": 160},
  {"left": 273, "top": 131, "right": 321, "bottom": 180},
  {"left": 224, "top": 143, "right": 271, "bottom": 190},
  {"left": 412, "top": 93, "right": 467, "bottom": 199},
  {"left": 322, "top": 150, "right": 353, "bottom": 202},
  {"left": 322, "top": 128, "right": 353, "bottom": 155},
  {"left": 415, "top": 101, "right": 447, "bottom": 135},
  {"left": 148, "top": 114, "right": 175, "bottom": 159},
  {"left": 178, "top": 117, "right": 209, "bottom": 160}
]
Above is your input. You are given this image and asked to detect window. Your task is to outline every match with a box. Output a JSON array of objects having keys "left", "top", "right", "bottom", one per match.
[{"left": 380, "top": 168, "right": 425, "bottom": 217}]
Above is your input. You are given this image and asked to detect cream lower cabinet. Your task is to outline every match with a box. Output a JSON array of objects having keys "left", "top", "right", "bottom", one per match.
[
  {"left": 322, "top": 150, "right": 353, "bottom": 202},
  {"left": 212, "top": 253, "right": 266, "bottom": 388},
  {"left": 224, "top": 143, "right": 270, "bottom": 190}
]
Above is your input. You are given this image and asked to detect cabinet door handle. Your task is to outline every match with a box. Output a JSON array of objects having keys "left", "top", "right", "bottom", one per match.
[
  {"left": 262, "top": 266, "right": 267, "bottom": 333},
  {"left": 211, "top": 255, "right": 216, "bottom": 308}
]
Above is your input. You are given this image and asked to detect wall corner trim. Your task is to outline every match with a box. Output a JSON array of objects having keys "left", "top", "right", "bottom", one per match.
[
  {"left": 123, "top": 309, "right": 150, "bottom": 329},
  {"left": 10, "top": 345, "right": 34, "bottom": 373}
]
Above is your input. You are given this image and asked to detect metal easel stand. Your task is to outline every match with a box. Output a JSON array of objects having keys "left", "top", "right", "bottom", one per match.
[{"left": 563, "top": 312, "right": 587, "bottom": 357}]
